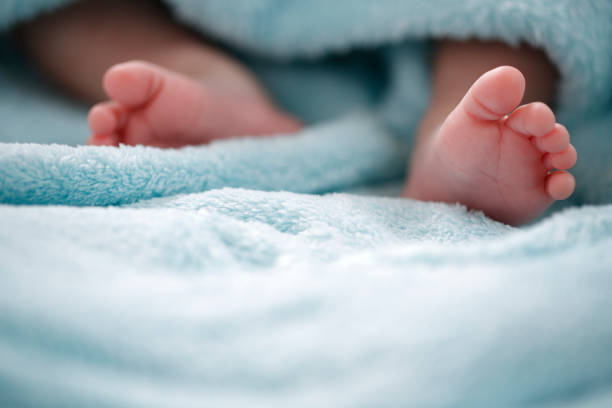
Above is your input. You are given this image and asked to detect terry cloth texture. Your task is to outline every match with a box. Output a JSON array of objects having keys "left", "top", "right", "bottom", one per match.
[{"left": 1, "top": 1, "right": 612, "bottom": 406}]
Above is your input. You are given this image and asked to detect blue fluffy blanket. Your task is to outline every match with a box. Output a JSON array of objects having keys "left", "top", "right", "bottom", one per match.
[{"left": 1, "top": 1, "right": 612, "bottom": 406}]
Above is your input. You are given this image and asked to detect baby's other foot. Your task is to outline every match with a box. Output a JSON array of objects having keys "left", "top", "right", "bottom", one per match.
[
  {"left": 404, "top": 66, "right": 577, "bottom": 225},
  {"left": 88, "top": 61, "right": 301, "bottom": 147}
]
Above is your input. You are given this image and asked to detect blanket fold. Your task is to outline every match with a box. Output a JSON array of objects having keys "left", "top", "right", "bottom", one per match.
[
  {"left": 0, "top": 115, "right": 409, "bottom": 206},
  {"left": 1, "top": 194, "right": 612, "bottom": 407}
]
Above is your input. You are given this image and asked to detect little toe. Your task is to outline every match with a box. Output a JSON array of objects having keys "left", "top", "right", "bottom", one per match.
[
  {"left": 462, "top": 66, "right": 526, "bottom": 121},
  {"left": 103, "top": 60, "right": 162, "bottom": 108},
  {"left": 546, "top": 171, "right": 575, "bottom": 200},
  {"left": 505, "top": 102, "right": 555, "bottom": 137},
  {"left": 535, "top": 124, "right": 570, "bottom": 153},
  {"left": 543, "top": 145, "right": 577, "bottom": 170}
]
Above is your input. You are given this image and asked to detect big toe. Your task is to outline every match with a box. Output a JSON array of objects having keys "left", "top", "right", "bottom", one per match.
[
  {"left": 103, "top": 61, "right": 162, "bottom": 108},
  {"left": 463, "top": 66, "right": 526, "bottom": 120}
]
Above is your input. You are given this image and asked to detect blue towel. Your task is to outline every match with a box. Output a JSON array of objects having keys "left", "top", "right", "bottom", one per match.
[{"left": 1, "top": 1, "right": 612, "bottom": 406}]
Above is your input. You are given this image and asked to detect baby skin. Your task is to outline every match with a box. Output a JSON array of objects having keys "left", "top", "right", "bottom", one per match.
[{"left": 18, "top": 0, "right": 576, "bottom": 225}]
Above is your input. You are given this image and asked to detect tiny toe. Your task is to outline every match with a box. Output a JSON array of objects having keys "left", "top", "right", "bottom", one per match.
[
  {"left": 535, "top": 124, "right": 570, "bottom": 153},
  {"left": 462, "top": 66, "right": 526, "bottom": 121},
  {"left": 543, "top": 145, "right": 577, "bottom": 170},
  {"left": 103, "top": 60, "right": 163, "bottom": 108},
  {"left": 505, "top": 102, "right": 555, "bottom": 137},
  {"left": 87, "top": 133, "right": 120, "bottom": 146},
  {"left": 119, "top": 118, "right": 155, "bottom": 147},
  {"left": 88, "top": 102, "right": 125, "bottom": 135},
  {"left": 546, "top": 171, "right": 575, "bottom": 200}
]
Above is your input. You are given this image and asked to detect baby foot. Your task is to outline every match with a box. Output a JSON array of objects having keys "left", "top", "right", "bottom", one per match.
[
  {"left": 404, "top": 66, "right": 577, "bottom": 225},
  {"left": 87, "top": 61, "right": 301, "bottom": 147}
]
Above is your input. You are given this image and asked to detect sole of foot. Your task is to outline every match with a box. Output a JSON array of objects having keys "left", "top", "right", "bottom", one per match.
[
  {"left": 88, "top": 60, "right": 301, "bottom": 147},
  {"left": 404, "top": 66, "right": 576, "bottom": 225}
]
